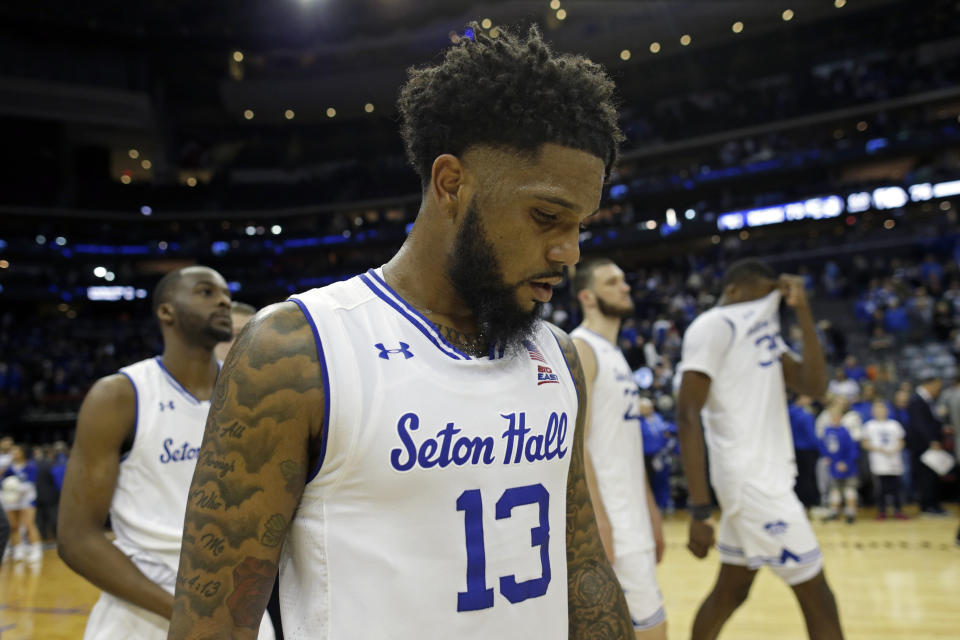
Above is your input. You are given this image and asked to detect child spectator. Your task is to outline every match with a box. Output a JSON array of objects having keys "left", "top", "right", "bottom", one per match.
[
  {"left": 821, "top": 407, "right": 860, "bottom": 524},
  {"left": 861, "top": 400, "right": 907, "bottom": 520}
]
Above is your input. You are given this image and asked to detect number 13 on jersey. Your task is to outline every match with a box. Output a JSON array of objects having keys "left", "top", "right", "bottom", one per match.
[{"left": 456, "top": 483, "right": 551, "bottom": 612}]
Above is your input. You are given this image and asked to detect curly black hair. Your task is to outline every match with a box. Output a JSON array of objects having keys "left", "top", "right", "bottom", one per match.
[{"left": 397, "top": 24, "right": 623, "bottom": 187}]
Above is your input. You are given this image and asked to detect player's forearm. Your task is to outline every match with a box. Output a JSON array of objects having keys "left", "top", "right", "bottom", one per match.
[
  {"left": 794, "top": 304, "right": 828, "bottom": 397},
  {"left": 676, "top": 410, "right": 711, "bottom": 506},
  {"left": 584, "top": 446, "right": 614, "bottom": 561},
  {"left": 58, "top": 527, "right": 174, "bottom": 618}
]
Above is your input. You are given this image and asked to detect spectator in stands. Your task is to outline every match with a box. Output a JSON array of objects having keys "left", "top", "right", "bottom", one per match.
[
  {"left": 932, "top": 301, "right": 955, "bottom": 343},
  {"left": 789, "top": 395, "right": 820, "bottom": 509},
  {"left": 820, "top": 407, "right": 860, "bottom": 524},
  {"left": 906, "top": 375, "right": 947, "bottom": 515},
  {"left": 851, "top": 382, "right": 885, "bottom": 424},
  {"left": 843, "top": 355, "right": 867, "bottom": 383},
  {"left": 828, "top": 368, "right": 860, "bottom": 402},
  {"left": 884, "top": 299, "right": 910, "bottom": 334},
  {"left": 33, "top": 446, "right": 59, "bottom": 541},
  {"left": 1, "top": 444, "right": 42, "bottom": 562},
  {"left": 861, "top": 401, "right": 908, "bottom": 520},
  {"left": 638, "top": 397, "right": 673, "bottom": 512}
]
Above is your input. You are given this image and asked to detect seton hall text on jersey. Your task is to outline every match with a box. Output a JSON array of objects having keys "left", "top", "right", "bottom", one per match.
[
  {"left": 390, "top": 411, "right": 569, "bottom": 472},
  {"left": 159, "top": 438, "right": 201, "bottom": 464}
]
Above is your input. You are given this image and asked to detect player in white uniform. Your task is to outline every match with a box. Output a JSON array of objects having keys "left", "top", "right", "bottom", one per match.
[
  {"left": 169, "top": 25, "right": 635, "bottom": 640},
  {"left": 58, "top": 266, "right": 274, "bottom": 640},
  {"left": 676, "top": 259, "right": 844, "bottom": 640},
  {"left": 214, "top": 301, "right": 257, "bottom": 362},
  {"left": 571, "top": 259, "right": 666, "bottom": 639}
]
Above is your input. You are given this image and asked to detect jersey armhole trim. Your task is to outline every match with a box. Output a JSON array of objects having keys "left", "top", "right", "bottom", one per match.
[
  {"left": 721, "top": 316, "right": 736, "bottom": 350},
  {"left": 117, "top": 371, "right": 138, "bottom": 463},
  {"left": 571, "top": 333, "right": 599, "bottom": 385},
  {"left": 550, "top": 330, "right": 579, "bottom": 406},
  {"left": 290, "top": 297, "right": 332, "bottom": 484}
]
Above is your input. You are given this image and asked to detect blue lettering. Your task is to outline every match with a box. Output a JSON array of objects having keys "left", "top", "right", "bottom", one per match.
[
  {"left": 524, "top": 434, "right": 545, "bottom": 462},
  {"left": 159, "top": 438, "right": 174, "bottom": 463},
  {"left": 436, "top": 422, "right": 461, "bottom": 468},
  {"left": 501, "top": 412, "right": 531, "bottom": 465},
  {"left": 555, "top": 413, "right": 568, "bottom": 459},
  {"left": 471, "top": 437, "right": 496, "bottom": 465},
  {"left": 418, "top": 438, "right": 440, "bottom": 468},
  {"left": 390, "top": 413, "right": 419, "bottom": 472},
  {"left": 543, "top": 415, "right": 558, "bottom": 461}
]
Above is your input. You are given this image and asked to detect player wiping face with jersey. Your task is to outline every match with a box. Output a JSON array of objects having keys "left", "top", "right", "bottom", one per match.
[{"left": 676, "top": 259, "right": 845, "bottom": 640}]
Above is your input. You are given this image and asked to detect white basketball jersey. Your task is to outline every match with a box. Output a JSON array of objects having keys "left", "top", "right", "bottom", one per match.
[
  {"left": 678, "top": 291, "right": 796, "bottom": 510},
  {"left": 282, "top": 267, "right": 578, "bottom": 640},
  {"left": 111, "top": 357, "right": 213, "bottom": 571},
  {"left": 570, "top": 327, "right": 653, "bottom": 556}
]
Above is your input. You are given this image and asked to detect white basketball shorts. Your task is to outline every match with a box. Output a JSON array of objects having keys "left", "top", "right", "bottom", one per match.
[{"left": 716, "top": 483, "right": 823, "bottom": 586}]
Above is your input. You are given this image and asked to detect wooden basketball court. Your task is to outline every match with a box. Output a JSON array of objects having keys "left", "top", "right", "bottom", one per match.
[{"left": 1, "top": 506, "right": 957, "bottom": 639}]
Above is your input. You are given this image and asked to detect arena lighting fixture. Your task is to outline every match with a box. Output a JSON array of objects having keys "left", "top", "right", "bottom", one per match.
[
  {"left": 243, "top": 109, "right": 254, "bottom": 120},
  {"left": 93, "top": 266, "right": 107, "bottom": 278},
  {"left": 140, "top": 205, "right": 152, "bottom": 216},
  {"left": 665, "top": 208, "right": 677, "bottom": 226},
  {"left": 680, "top": 34, "right": 691, "bottom": 46},
  {"left": 481, "top": 18, "right": 492, "bottom": 29},
  {"left": 271, "top": 225, "right": 282, "bottom": 235},
  {"left": 0, "top": 260, "right": 9, "bottom": 269},
  {"left": 549, "top": 0, "right": 560, "bottom": 9},
  {"left": 732, "top": 21, "right": 744, "bottom": 33},
  {"left": 489, "top": 27, "right": 501, "bottom": 38},
  {"left": 104, "top": 271, "right": 116, "bottom": 282},
  {"left": 645, "top": 220, "right": 657, "bottom": 230},
  {"left": 649, "top": 42, "right": 661, "bottom": 53},
  {"left": 55, "top": 236, "right": 67, "bottom": 246},
  {"left": 128, "top": 149, "right": 139, "bottom": 159},
  {"left": 782, "top": 9, "right": 794, "bottom": 21},
  {"left": 834, "top": 0, "right": 846, "bottom": 7},
  {"left": 285, "top": 109, "right": 295, "bottom": 120},
  {"left": 120, "top": 175, "right": 131, "bottom": 184},
  {"left": 186, "top": 177, "right": 198, "bottom": 187},
  {"left": 232, "top": 50, "right": 244, "bottom": 62},
  {"left": 685, "top": 209, "right": 696, "bottom": 220},
  {"left": 364, "top": 103, "right": 375, "bottom": 113},
  {"left": 857, "top": 120, "right": 868, "bottom": 131},
  {"left": 326, "top": 107, "right": 337, "bottom": 118},
  {"left": 245, "top": 226, "right": 256, "bottom": 236},
  {"left": 35, "top": 235, "right": 46, "bottom": 244},
  {"left": 620, "top": 49, "right": 631, "bottom": 61},
  {"left": 556, "top": 8, "right": 566, "bottom": 20}
]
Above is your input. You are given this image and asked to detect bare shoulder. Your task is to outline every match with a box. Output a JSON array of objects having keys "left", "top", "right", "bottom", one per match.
[
  {"left": 83, "top": 372, "right": 136, "bottom": 408},
  {"left": 75, "top": 373, "right": 137, "bottom": 446}
]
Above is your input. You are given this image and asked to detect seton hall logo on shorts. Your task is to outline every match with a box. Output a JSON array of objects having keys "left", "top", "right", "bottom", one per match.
[
  {"left": 524, "top": 340, "right": 559, "bottom": 386},
  {"left": 764, "top": 520, "right": 789, "bottom": 536}
]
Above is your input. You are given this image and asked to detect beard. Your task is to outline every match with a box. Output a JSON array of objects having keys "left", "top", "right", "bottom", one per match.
[
  {"left": 597, "top": 295, "right": 634, "bottom": 319},
  {"left": 447, "top": 199, "right": 544, "bottom": 355},
  {"left": 178, "top": 308, "right": 233, "bottom": 348}
]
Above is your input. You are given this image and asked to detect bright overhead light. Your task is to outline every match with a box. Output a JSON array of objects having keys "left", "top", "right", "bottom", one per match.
[
  {"left": 104, "top": 271, "right": 116, "bottom": 282},
  {"left": 140, "top": 205, "right": 152, "bottom": 216},
  {"left": 232, "top": 50, "right": 244, "bottom": 62},
  {"left": 489, "top": 26, "right": 501, "bottom": 38},
  {"left": 481, "top": 18, "right": 492, "bottom": 29},
  {"left": 94, "top": 266, "right": 107, "bottom": 278},
  {"left": 620, "top": 49, "right": 631, "bottom": 61},
  {"left": 141, "top": 159, "right": 152, "bottom": 170},
  {"left": 782, "top": 9, "right": 794, "bottom": 21},
  {"left": 326, "top": 107, "right": 337, "bottom": 118},
  {"left": 364, "top": 103, "right": 375, "bottom": 113},
  {"left": 120, "top": 175, "right": 132, "bottom": 185},
  {"left": 649, "top": 41, "right": 661, "bottom": 54},
  {"left": 732, "top": 21, "right": 744, "bottom": 33},
  {"left": 243, "top": 109, "right": 254, "bottom": 120},
  {"left": 680, "top": 34, "right": 691, "bottom": 46},
  {"left": 186, "top": 177, "right": 198, "bottom": 187},
  {"left": 549, "top": 0, "right": 561, "bottom": 9},
  {"left": 556, "top": 8, "right": 566, "bottom": 20},
  {"left": 128, "top": 149, "right": 139, "bottom": 159},
  {"left": 834, "top": 0, "right": 846, "bottom": 7},
  {"left": 284, "top": 109, "right": 295, "bottom": 120},
  {"left": 271, "top": 225, "right": 282, "bottom": 235}
]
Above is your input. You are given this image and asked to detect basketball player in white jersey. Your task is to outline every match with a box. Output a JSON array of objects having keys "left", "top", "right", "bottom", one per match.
[
  {"left": 58, "top": 266, "right": 274, "bottom": 640},
  {"left": 214, "top": 301, "right": 257, "bottom": 362},
  {"left": 169, "top": 25, "right": 634, "bottom": 639},
  {"left": 676, "top": 259, "right": 844, "bottom": 639},
  {"left": 571, "top": 259, "right": 667, "bottom": 639}
]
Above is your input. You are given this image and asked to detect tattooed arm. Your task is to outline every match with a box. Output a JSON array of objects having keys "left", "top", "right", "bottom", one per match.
[
  {"left": 550, "top": 324, "right": 633, "bottom": 639},
  {"left": 168, "top": 302, "right": 324, "bottom": 639}
]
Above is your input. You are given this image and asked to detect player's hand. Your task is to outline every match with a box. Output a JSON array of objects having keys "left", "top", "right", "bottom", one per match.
[
  {"left": 778, "top": 274, "right": 809, "bottom": 310},
  {"left": 687, "top": 518, "right": 715, "bottom": 559},
  {"left": 929, "top": 441, "right": 943, "bottom": 451}
]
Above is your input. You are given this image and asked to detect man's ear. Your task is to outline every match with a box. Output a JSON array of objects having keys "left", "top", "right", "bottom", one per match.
[
  {"left": 577, "top": 289, "right": 595, "bottom": 308},
  {"left": 430, "top": 154, "right": 464, "bottom": 221},
  {"left": 156, "top": 302, "right": 176, "bottom": 327}
]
